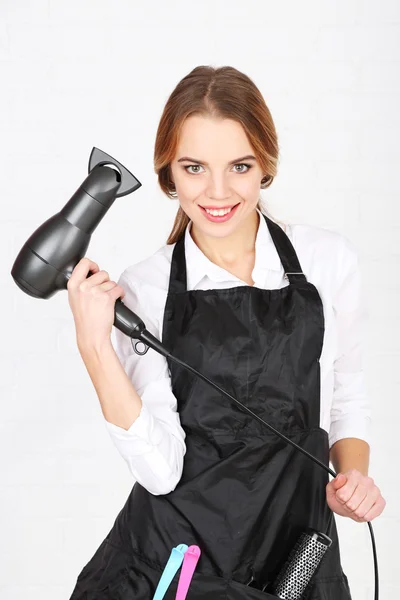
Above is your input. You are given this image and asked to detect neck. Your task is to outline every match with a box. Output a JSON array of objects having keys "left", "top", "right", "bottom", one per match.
[{"left": 190, "top": 209, "right": 260, "bottom": 267}]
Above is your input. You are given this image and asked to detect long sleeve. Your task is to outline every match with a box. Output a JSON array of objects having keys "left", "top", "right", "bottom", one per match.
[
  {"left": 328, "top": 235, "right": 372, "bottom": 449},
  {"left": 106, "top": 271, "right": 186, "bottom": 495}
]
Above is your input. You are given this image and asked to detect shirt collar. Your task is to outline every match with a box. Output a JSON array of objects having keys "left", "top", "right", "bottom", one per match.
[{"left": 184, "top": 207, "right": 283, "bottom": 289}]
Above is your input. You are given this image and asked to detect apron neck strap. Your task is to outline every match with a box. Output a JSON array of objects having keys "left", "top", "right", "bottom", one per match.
[
  {"left": 168, "top": 212, "right": 306, "bottom": 294},
  {"left": 264, "top": 214, "right": 306, "bottom": 284}
]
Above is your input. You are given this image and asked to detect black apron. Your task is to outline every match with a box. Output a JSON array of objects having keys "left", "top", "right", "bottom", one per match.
[{"left": 69, "top": 213, "right": 352, "bottom": 599}]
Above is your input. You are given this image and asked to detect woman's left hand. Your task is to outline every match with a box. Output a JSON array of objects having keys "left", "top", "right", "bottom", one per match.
[{"left": 326, "top": 469, "right": 386, "bottom": 522}]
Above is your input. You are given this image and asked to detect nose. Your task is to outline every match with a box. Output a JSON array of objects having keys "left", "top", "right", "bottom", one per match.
[{"left": 206, "top": 173, "right": 232, "bottom": 201}]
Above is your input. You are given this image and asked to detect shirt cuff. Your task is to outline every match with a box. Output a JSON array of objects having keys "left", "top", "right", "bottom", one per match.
[
  {"left": 329, "top": 416, "right": 372, "bottom": 449},
  {"left": 104, "top": 404, "right": 164, "bottom": 454}
]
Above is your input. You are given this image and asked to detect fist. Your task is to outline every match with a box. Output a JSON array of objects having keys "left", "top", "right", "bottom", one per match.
[
  {"left": 326, "top": 469, "right": 386, "bottom": 523},
  {"left": 67, "top": 257, "right": 126, "bottom": 352}
]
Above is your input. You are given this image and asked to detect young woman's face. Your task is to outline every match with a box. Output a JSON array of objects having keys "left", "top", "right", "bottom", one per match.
[{"left": 169, "top": 115, "right": 264, "bottom": 239}]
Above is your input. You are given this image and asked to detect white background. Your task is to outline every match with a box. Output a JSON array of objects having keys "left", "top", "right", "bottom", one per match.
[{"left": 1, "top": 1, "right": 399, "bottom": 599}]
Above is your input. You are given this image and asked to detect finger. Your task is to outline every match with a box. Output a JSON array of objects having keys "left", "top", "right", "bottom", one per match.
[
  {"left": 80, "top": 270, "right": 110, "bottom": 290},
  {"left": 362, "top": 496, "right": 386, "bottom": 522},
  {"left": 331, "top": 473, "right": 347, "bottom": 490},
  {"left": 68, "top": 258, "right": 100, "bottom": 288},
  {"left": 352, "top": 487, "right": 381, "bottom": 520},
  {"left": 344, "top": 482, "right": 369, "bottom": 513},
  {"left": 109, "top": 284, "right": 126, "bottom": 300},
  {"left": 335, "top": 472, "right": 361, "bottom": 505},
  {"left": 91, "top": 281, "right": 124, "bottom": 298},
  {"left": 90, "top": 281, "right": 117, "bottom": 294}
]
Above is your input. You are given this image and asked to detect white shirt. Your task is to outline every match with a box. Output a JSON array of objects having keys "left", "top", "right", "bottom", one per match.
[{"left": 107, "top": 209, "right": 372, "bottom": 495}]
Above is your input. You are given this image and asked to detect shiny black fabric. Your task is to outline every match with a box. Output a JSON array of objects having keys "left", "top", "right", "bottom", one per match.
[{"left": 70, "top": 214, "right": 352, "bottom": 599}]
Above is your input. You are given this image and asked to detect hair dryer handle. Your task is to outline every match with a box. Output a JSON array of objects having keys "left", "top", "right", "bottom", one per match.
[{"left": 114, "top": 298, "right": 146, "bottom": 339}]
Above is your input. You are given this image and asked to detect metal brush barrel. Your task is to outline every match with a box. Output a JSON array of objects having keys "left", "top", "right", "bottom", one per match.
[{"left": 271, "top": 528, "right": 332, "bottom": 599}]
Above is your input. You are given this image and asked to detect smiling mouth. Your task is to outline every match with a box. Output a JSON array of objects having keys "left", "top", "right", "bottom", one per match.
[{"left": 199, "top": 202, "right": 240, "bottom": 214}]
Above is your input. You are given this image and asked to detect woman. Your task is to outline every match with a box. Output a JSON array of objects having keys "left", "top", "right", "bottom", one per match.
[{"left": 67, "top": 66, "right": 385, "bottom": 599}]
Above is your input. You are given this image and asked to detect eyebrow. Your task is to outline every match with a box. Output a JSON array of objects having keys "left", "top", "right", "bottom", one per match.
[{"left": 177, "top": 154, "right": 257, "bottom": 165}]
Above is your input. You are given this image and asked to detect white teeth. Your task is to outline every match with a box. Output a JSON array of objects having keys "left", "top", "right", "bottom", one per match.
[{"left": 205, "top": 207, "right": 233, "bottom": 216}]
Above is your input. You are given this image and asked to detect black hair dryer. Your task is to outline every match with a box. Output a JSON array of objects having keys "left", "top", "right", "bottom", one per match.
[{"left": 10, "top": 147, "right": 151, "bottom": 342}]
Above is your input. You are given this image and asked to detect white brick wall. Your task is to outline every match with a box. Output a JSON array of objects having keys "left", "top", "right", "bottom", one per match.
[{"left": 1, "top": 1, "right": 398, "bottom": 598}]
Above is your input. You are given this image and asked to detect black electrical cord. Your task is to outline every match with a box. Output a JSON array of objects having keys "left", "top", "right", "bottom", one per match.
[{"left": 133, "top": 330, "right": 379, "bottom": 600}]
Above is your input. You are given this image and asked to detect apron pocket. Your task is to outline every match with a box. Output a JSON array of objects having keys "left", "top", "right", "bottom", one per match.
[
  {"left": 305, "top": 573, "right": 352, "bottom": 600},
  {"left": 228, "top": 578, "right": 282, "bottom": 599},
  {"left": 72, "top": 537, "right": 351, "bottom": 600},
  {"left": 228, "top": 570, "right": 352, "bottom": 600},
  {"left": 123, "top": 549, "right": 280, "bottom": 599}
]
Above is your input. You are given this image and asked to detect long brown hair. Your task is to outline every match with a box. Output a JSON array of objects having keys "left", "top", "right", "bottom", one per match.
[{"left": 153, "top": 65, "right": 282, "bottom": 244}]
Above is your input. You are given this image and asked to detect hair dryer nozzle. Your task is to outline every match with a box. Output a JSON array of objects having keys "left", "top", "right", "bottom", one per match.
[{"left": 88, "top": 147, "right": 142, "bottom": 197}]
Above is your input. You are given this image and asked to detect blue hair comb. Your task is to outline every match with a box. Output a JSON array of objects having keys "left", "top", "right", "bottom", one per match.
[{"left": 152, "top": 543, "right": 189, "bottom": 600}]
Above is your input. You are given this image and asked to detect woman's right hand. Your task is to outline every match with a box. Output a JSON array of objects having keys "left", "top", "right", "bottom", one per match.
[{"left": 67, "top": 257, "right": 126, "bottom": 353}]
